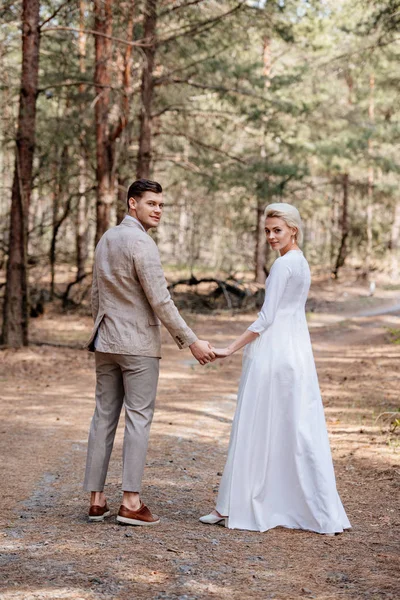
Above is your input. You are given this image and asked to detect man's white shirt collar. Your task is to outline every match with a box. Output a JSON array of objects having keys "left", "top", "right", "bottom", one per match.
[{"left": 125, "top": 214, "right": 146, "bottom": 232}]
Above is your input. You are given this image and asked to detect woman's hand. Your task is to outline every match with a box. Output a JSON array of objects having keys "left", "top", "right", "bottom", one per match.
[
  {"left": 211, "top": 347, "right": 232, "bottom": 359},
  {"left": 210, "top": 331, "right": 258, "bottom": 360}
]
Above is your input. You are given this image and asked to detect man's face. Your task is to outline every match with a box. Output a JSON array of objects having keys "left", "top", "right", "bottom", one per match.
[{"left": 128, "top": 191, "right": 164, "bottom": 230}]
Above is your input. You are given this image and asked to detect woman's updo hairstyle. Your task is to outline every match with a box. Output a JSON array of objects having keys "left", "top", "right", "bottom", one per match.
[{"left": 264, "top": 202, "right": 304, "bottom": 246}]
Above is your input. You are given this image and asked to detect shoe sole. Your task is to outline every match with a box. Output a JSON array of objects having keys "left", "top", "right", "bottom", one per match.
[
  {"left": 88, "top": 510, "right": 111, "bottom": 522},
  {"left": 116, "top": 515, "right": 160, "bottom": 526}
]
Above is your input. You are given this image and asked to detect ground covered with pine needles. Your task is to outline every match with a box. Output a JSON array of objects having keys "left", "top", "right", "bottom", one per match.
[{"left": 1, "top": 276, "right": 399, "bottom": 600}]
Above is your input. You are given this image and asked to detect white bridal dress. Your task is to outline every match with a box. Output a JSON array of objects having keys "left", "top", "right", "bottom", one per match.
[{"left": 216, "top": 250, "right": 351, "bottom": 534}]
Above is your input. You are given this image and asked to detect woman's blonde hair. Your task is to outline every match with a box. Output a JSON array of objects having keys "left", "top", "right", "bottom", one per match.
[{"left": 263, "top": 202, "right": 304, "bottom": 246}]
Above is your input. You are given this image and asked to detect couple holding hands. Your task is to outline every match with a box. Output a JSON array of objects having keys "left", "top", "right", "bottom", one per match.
[{"left": 84, "top": 178, "right": 350, "bottom": 536}]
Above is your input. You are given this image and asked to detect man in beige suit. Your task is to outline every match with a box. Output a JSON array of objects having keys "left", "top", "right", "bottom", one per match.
[{"left": 84, "top": 179, "right": 214, "bottom": 526}]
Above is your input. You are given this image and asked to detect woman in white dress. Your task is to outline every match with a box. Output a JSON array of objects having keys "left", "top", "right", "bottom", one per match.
[{"left": 200, "top": 203, "right": 351, "bottom": 535}]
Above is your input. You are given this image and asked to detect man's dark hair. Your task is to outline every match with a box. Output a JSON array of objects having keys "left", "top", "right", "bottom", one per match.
[{"left": 127, "top": 179, "right": 162, "bottom": 209}]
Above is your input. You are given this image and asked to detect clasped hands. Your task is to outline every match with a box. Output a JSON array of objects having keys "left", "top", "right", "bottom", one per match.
[{"left": 189, "top": 340, "right": 232, "bottom": 365}]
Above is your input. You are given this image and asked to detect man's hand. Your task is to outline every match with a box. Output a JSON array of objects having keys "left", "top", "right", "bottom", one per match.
[{"left": 189, "top": 340, "right": 215, "bottom": 365}]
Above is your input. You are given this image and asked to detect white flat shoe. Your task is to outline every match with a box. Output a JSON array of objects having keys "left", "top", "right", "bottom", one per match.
[{"left": 199, "top": 513, "right": 227, "bottom": 526}]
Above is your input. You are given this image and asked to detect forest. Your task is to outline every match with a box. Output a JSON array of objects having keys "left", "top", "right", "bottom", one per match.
[
  {"left": 1, "top": 3, "right": 400, "bottom": 600},
  {"left": 1, "top": 0, "right": 399, "bottom": 347}
]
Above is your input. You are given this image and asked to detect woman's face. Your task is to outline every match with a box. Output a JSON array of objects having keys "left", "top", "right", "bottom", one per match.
[{"left": 264, "top": 216, "right": 296, "bottom": 254}]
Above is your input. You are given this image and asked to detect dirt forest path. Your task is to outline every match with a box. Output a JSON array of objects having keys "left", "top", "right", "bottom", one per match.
[{"left": 1, "top": 305, "right": 399, "bottom": 600}]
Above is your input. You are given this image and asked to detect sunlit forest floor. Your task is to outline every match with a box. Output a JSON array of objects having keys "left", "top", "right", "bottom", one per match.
[{"left": 1, "top": 275, "right": 399, "bottom": 600}]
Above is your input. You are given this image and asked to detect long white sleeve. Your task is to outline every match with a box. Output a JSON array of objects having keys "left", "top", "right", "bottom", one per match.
[{"left": 248, "top": 258, "right": 292, "bottom": 334}]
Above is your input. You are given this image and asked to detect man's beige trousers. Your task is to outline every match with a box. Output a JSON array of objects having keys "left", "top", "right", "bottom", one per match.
[{"left": 83, "top": 352, "right": 159, "bottom": 492}]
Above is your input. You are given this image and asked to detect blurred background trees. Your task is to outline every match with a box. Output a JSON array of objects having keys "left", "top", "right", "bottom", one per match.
[{"left": 1, "top": 0, "right": 400, "bottom": 346}]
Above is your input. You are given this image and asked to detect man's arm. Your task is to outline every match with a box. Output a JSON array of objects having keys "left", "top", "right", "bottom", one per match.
[{"left": 134, "top": 237, "right": 214, "bottom": 363}]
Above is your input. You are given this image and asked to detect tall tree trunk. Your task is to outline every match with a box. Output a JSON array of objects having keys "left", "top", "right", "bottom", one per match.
[
  {"left": 94, "top": 0, "right": 134, "bottom": 244},
  {"left": 94, "top": 0, "right": 113, "bottom": 245},
  {"left": 116, "top": 1, "right": 135, "bottom": 224},
  {"left": 2, "top": 0, "right": 40, "bottom": 347},
  {"left": 255, "top": 199, "right": 267, "bottom": 283},
  {"left": 136, "top": 0, "right": 157, "bottom": 178},
  {"left": 332, "top": 173, "right": 349, "bottom": 280},
  {"left": 76, "top": 0, "right": 89, "bottom": 278}
]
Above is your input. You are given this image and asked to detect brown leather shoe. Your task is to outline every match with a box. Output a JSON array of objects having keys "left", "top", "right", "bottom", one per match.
[
  {"left": 116, "top": 502, "right": 160, "bottom": 526},
  {"left": 88, "top": 502, "right": 111, "bottom": 522}
]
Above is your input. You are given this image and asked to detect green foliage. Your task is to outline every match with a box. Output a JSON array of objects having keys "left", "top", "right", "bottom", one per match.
[
  {"left": 1, "top": 0, "right": 400, "bottom": 276},
  {"left": 387, "top": 328, "right": 400, "bottom": 344}
]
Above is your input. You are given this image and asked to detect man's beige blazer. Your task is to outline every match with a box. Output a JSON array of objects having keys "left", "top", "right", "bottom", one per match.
[{"left": 87, "top": 216, "right": 197, "bottom": 358}]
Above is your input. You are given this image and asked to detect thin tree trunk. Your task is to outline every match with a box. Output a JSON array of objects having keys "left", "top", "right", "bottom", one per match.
[
  {"left": 136, "top": 0, "right": 157, "bottom": 178},
  {"left": 2, "top": 0, "right": 40, "bottom": 347},
  {"left": 50, "top": 161, "right": 60, "bottom": 299},
  {"left": 76, "top": 150, "right": 90, "bottom": 278},
  {"left": 50, "top": 198, "right": 72, "bottom": 299},
  {"left": 364, "top": 73, "right": 375, "bottom": 279},
  {"left": 332, "top": 173, "right": 349, "bottom": 279},
  {"left": 255, "top": 199, "right": 267, "bottom": 284},
  {"left": 391, "top": 200, "right": 400, "bottom": 279},
  {"left": 50, "top": 146, "right": 69, "bottom": 298},
  {"left": 94, "top": 0, "right": 113, "bottom": 245},
  {"left": 178, "top": 198, "right": 188, "bottom": 260},
  {"left": 116, "top": 175, "right": 127, "bottom": 224},
  {"left": 0, "top": 70, "right": 13, "bottom": 228},
  {"left": 254, "top": 36, "right": 272, "bottom": 283},
  {"left": 330, "top": 184, "right": 339, "bottom": 265},
  {"left": 263, "top": 36, "right": 271, "bottom": 88},
  {"left": 120, "top": 1, "right": 135, "bottom": 132},
  {"left": 76, "top": 0, "right": 89, "bottom": 278},
  {"left": 365, "top": 174, "right": 373, "bottom": 276}
]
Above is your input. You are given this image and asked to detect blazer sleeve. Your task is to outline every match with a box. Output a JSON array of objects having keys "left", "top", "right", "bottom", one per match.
[
  {"left": 134, "top": 237, "right": 198, "bottom": 349},
  {"left": 91, "top": 259, "right": 99, "bottom": 321},
  {"left": 248, "top": 259, "right": 292, "bottom": 334}
]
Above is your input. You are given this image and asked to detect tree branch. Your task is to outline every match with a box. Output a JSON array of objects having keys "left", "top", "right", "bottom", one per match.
[
  {"left": 157, "top": 3, "right": 243, "bottom": 46},
  {"left": 158, "top": 129, "right": 247, "bottom": 164},
  {"left": 155, "top": 154, "right": 203, "bottom": 173},
  {"left": 167, "top": 77, "right": 268, "bottom": 101},
  {"left": 42, "top": 26, "right": 151, "bottom": 48},
  {"left": 39, "top": 0, "right": 74, "bottom": 29},
  {"left": 151, "top": 104, "right": 185, "bottom": 118},
  {"left": 154, "top": 46, "right": 229, "bottom": 85},
  {"left": 38, "top": 80, "right": 120, "bottom": 93},
  {"left": 159, "top": 0, "right": 207, "bottom": 17}
]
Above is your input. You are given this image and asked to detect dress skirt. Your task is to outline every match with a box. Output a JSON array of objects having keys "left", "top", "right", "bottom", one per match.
[{"left": 215, "top": 314, "right": 351, "bottom": 534}]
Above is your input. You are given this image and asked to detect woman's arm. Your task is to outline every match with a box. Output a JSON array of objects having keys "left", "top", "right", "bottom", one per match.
[
  {"left": 248, "top": 259, "right": 291, "bottom": 334},
  {"left": 212, "top": 329, "right": 259, "bottom": 358},
  {"left": 212, "top": 258, "right": 292, "bottom": 359}
]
